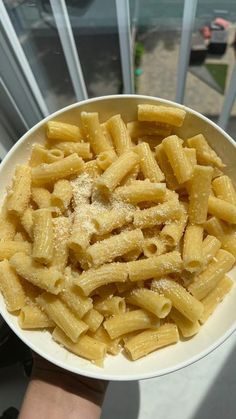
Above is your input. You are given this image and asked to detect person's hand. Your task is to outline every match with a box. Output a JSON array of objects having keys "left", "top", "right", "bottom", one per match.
[{"left": 19, "top": 353, "right": 108, "bottom": 419}]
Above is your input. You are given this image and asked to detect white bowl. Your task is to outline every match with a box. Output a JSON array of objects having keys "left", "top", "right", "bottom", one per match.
[{"left": 1, "top": 95, "right": 236, "bottom": 381}]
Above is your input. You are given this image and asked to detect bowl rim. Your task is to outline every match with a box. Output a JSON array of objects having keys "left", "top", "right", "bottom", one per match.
[{"left": 1, "top": 94, "right": 236, "bottom": 381}]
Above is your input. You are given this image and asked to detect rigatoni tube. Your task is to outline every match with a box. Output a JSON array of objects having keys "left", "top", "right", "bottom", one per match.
[
  {"left": 103, "top": 309, "right": 157, "bottom": 339},
  {"left": 37, "top": 293, "right": 88, "bottom": 342},
  {"left": 32, "top": 154, "right": 84, "bottom": 186},
  {"left": 81, "top": 111, "right": 113, "bottom": 155},
  {"left": 52, "top": 327, "right": 106, "bottom": 364},
  {"left": 95, "top": 150, "right": 140, "bottom": 193},
  {"left": 188, "top": 249, "right": 235, "bottom": 300},
  {"left": 74, "top": 262, "right": 128, "bottom": 296},
  {"left": 86, "top": 229, "right": 144, "bottom": 266},
  {"left": 212, "top": 175, "right": 236, "bottom": 205},
  {"left": 127, "top": 288, "right": 171, "bottom": 318},
  {"left": 128, "top": 251, "right": 182, "bottom": 282},
  {"left": 92, "top": 209, "right": 132, "bottom": 235},
  {"left": 0, "top": 260, "right": 25, "bottom": 312},
  {"left": 19, "top": 305, "right": 54, "bottom": 329},
  {"left": 115, "top": 181, "right": 166, "bottom": 204},
  {"left": 187, "top": 134, "right": 224, "bottom": 168},
  {"left": 32, "top": 209, "right": 54, "bottom": 265},
  {"left": 107, "top": 114, "right": 131, "bottom": 155},
  {"left": 162, "top": 135, "right": 192, "bottom": 184},
  {"left": 155, "top": 144, "right": 179, "bottom": 190},
  {"left": 47, "top": 121, "right": 83, "bottom": 142},
  {"left": 135, "top": 142, "right": 164, "bottom": 182},
  {"left": 124, "top": 324, "right": 179, "bottom": 360},
  {"left": 54, "top": 141, "right": 92, "bottom": 160},
  {"left": 183, "top": 224, "right": 204, "bottom": 273},
  {"left": 138, "top": 104, "right": 186, "bottom": 127},
  {"left": 0, "top": 240, "right": 31, "bottom": 261},
  {"left": 169, "top": 308, "right": 200, "bottom": 338},
  {"left": 10, "top": 252, "right": 63, "bottom": 295},
  {"left": 199, "top": 276, "right": 234, "bottom": 324},
  {"left": 7, "top": 165, "right": 31, "bottom": 216},
  {"left": 133, "top": 200, "right": 182, "bottom": 229},
  {"left": 188, "top": 165, "right": 213, "bottom": 224},
  {"left": 151, "top": 278, "right": 203, "bottom": 322},
  {"left": 208, "top": 196, "right": 236, "bottom": 224}
]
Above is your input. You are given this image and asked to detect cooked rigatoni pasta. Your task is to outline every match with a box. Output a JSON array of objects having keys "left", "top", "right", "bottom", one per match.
[
  {"left": 162, "top": 135, "right": 192, "bottom": 184},
  {"left": 53, "top": 326, "right": 106, "bottom": 365},
  {"left": 92, "top": 208, "right": 132, "bottom": 235},
  {"left": 155, "top": 144, "right": 179, "bottom": 190},
  {"left": 133, "top": 200, "right": 182, "bottom": 229},
  {"left": 1, "top": 102, "right": 236, "bottom": 367},
  {"left": 60, "top": 269, "right": 92, "bottom": 318},
  {"left": 199, "top": 276, "right": 233, "bottom": 324},
  {"left": 19, "top": 304, "right": 54, "bottom": 329},
  {"left": 32, "top": 153, "right": 84, "bottom": 185},
  {"left": 30, "top": 145, "right": 65, "bottom": 167},
  {"left": 160, "top": 207, "right": 187, "bottom": 247},
  {"left": 69, "top": 208, "right": 95, "bottom": 256},
  {"left": 83, "top": 308, "right": 104, "bottom": 332},
  {"left": 107, "top": 114, "right": 131, "bottom": 155},
  {"left": 75, "top": 262, "right": 128, "bottom": 296},
  {"left": 0, "top": 260, "right": 25, "bottom": 312},
  {"left": 188, "top": 165, "right": 213, "bottom": 224},
  {"left": 212, "top": 175, "right": 236, "bottom": 205},
  {"left": 54, "top": 141, "right": 92, "bottom": 160},
  {"left": 86, "top": 228, "right": 144, "bottom": 266},
  {"left": 183, "top": 224, "right": 204, "bottom": 273},
  {"left": 32, "top": 187, "right": 51, "bottom": 209},
  {"left": 7, "top": 165, "right": 31, "bottom": 216},
  {"left": 97, "top": 150, "right": 117, "bottom": 170},
  {"left": 188, "top": 249, "right": 235, "bottom": 300},
  {"left": 51, "top": 217, "right": 71, "bottom": 271},
  {"left": 124, "top": 323, "right": 179, "bottom": 360},
  {"left": 32, "top": 209, "right": 54, "bottom": 264},
  {"left": 0, "top": 240, "right": 31, "bottom": 260},
  {"left": 115, "top": 181, "right": 166, "bottom": 204},
  {"left": 204, "top": 216, "right": 227, "bottom": 238},
  {"left": 91, "top": 326, "right": 121, "bottom": 355},
  {"left": 127, "top": 120, "right": 172, "bottom": 139},
  {"left": 0, "top": 201, "right": 17, "bottom": 240},
  {"left": 208, "top": 196, "right": 236, "bottom": 224},
  {"left": 10, "top": 252, "right": 63, "bottom": 295},
  {"left": 47, "top": 120, "right": 83, "bottom": 142},
  {"left": 202, "top": 235, "right": 221, "bottom": 265},
  {"left": 127, "top": 288, "right": 171, "bottom": 318},
  {"left": 152, "top": 278, "right": 203, "bottom": 322},
  {"left": 120, "top": 163, "right": 140, "bottom": 185},
  {"left": 142, "top": 236, "right": 167, "bottom": 258},
  {"left": 96, "top": 150, "right": 140, "bottom": 193},
  {"left": 187, "top": 134, "right": 224, "bottom": 168},
  {"left": 204, "top": 217, "right": 236, "bottom": 258},
  {"left": 135, "top": 142, "right": 164, "bottom": 182},
  {"left": 94, "top": 296, "right": 126, "bottom": 317},
  {"left": 37, "top": 293, "right": 88, "bottom": 342},
  {"left": 169, "top": 308, "right": 200, "bottom": 338},
  {"left": 128, "top": 251, "right": 182, "bottom": 282},
  {"left": 184, "top": 147, "right": 197, "bottom": 167},
  {"left": 81, "top": 112, "right": 114, "bottom": 155},
  {"left": 51, "top": 179, "right": 72, "bottom": 212},
  {"left": 138, "top": 104, "right": 186, "bottom": 127},
  {"left": 103, "top": 309, "right": 157, "bottom": 339},
  {"left": 20, "top": 207, "right": 34, "bottom": 239}
]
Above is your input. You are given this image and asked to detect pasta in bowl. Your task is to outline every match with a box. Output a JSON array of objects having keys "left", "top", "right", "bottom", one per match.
[{"left": 0, "top": 95, "right": 236, "bottom": 380}]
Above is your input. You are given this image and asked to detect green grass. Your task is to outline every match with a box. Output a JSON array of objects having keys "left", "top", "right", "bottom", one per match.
[{"left": 205, "top": 63, "right": 228, "bottom": 93}]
